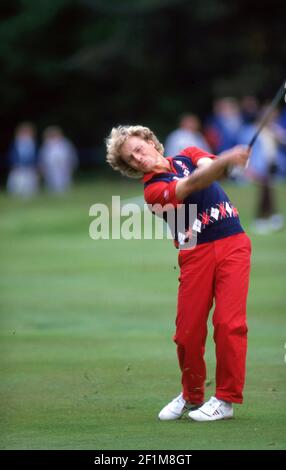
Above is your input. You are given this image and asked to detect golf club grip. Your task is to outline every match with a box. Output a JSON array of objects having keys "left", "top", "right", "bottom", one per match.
[{"left": 248, "top": 79, "right": 286, "bottom": 149}]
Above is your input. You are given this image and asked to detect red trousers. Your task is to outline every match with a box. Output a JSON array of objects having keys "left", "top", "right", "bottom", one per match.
[{"left": 174, "top": 232, "right": 251, "bottom": 404}]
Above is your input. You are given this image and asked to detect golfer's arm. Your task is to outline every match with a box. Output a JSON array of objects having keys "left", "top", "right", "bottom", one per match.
[{"left": 175, "top": 155, "right": 230, "bottom": 201}]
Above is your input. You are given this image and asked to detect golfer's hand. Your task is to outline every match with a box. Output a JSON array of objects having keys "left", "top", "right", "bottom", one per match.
[{"left": 221, "top": 145, "right": 251, "bottom": 167}]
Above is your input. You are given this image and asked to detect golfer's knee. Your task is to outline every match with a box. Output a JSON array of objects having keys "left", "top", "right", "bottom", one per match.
[
  {"left": 214, "top": 319, "right": 248, "bottom": 337},
  {"left": 174, "top": 332, "right": 205, "bottom": 350}
]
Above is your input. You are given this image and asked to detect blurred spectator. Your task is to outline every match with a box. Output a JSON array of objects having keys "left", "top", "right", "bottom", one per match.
[
  {"left": 205, "top": 98, "right": 242, "bottom": 152},
  {"left": 278, "top": 105, "right": 286, "bottom": 128},
  {"left": 272, "top": 106, "right": 286, "bottom": 178},
  {"left": 227, "top": 96, "right": 260, "bottom": 182},
  {"left": 241, "top": 96, "right": 260, "bottom": 124},
  {"left": 7, "top": 122, "right": 39, "bottom": 197},
  {"left": 164, "top": 113, "right": 211, "bottom": 156},
  {"left": 238, "top": 108, "right": 284, "bottom": 234},
  {"left": 39, "top": 126, "right": 78, "bottom": 193}
]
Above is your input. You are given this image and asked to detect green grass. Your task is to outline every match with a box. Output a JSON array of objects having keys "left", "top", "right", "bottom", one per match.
[{"left": 0, "top": 179, "right": 286, "bottom": 450}]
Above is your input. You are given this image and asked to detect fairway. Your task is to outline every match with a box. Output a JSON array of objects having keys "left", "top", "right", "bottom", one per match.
[{"left": 0, "top": 179, "right": 286, "bottom": 450}]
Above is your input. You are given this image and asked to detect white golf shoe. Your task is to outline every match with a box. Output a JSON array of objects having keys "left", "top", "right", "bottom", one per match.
[
  {"left": 158, "top": 393, "right": 201, "bottom": 421},
  {"left": 188, "top": 396, "right": 233, "bottom": 422}
]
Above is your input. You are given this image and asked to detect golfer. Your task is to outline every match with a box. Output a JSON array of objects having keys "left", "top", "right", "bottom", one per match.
[{"left": 106, "top": 125, "right": 251, "bottom": 422}]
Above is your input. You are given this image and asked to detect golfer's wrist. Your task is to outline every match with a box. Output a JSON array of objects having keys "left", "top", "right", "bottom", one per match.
[
  {"left": 224, "top": 163, "right": 234, "bottom": 177},
  {"left": 220, "top": 153, "right": 234, "bottom": 174},
  {"left": 214, "top": 154, "right": 232, "bottom": 177}
]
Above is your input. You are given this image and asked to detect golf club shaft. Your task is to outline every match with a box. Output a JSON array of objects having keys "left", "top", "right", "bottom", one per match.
[{"left": 248, "top": 79, "right": 286, "bottom": 149}]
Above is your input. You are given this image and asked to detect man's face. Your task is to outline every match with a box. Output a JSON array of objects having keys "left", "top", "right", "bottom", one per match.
[{"left": 120, "top": 136, "right": 159, "bottom": 173}]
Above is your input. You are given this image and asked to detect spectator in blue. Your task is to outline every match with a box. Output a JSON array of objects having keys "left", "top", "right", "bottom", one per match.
[
  {"left": 278, "top": 105, "right": 286, "bottom": 128},
  {"left": 205, "top": 98, "right": 242, "bottom": 153},
  {"left": 272, "top": 106, "right": 286, "bottom": 178},
  {"left": 7, "top": 122, "right": 39, "bottom": 197},
  {"left": 241, "top": 96, "right": 260, "bottom": 125}
]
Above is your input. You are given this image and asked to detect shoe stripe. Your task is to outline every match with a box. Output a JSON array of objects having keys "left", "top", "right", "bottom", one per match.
[
  {"left": 197, "top": 408, "right": 222, "bottom": 418},
  {"left": 198, "top": 409, "right": 213, "bottom": 418}
]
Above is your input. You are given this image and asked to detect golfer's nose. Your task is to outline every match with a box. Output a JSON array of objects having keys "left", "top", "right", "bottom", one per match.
[{"left": 133, "top": 153, "right": 142, "bottom": 163}]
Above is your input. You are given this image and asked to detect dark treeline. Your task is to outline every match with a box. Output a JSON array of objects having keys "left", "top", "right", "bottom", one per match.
[{"left": 0, "top": 0, "right": 285, "bottom": 165}]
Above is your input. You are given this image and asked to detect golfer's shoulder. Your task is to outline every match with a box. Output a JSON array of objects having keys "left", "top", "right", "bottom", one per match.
[{"left": 179, "top": 146, "right": 216, "bottom": 165}]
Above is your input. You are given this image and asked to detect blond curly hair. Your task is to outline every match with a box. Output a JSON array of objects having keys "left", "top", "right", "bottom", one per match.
[{"left": 105, "top": 125, "right": 164, "bottom": 178}]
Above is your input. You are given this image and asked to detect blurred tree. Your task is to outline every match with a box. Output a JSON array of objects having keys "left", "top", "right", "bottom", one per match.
[{"left": 0, "top": 0, "right": 285, "bottom": 171}]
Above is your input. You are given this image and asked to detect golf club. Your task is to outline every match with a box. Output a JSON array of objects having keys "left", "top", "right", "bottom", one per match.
[{"left": 248, "top": 79, "right": 286, "bottom": 149}]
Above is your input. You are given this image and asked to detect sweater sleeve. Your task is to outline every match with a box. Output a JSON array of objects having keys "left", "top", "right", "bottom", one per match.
[
  {"left": 180, "top": 146, "right": 216, "bottom": 165},
  {"left": 144, "top": 180, "right": 181, "bottom": 207}
]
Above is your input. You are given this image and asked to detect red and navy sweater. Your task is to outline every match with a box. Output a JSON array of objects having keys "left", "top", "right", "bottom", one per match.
[{"left": 143, "top": 146, "right": 244, "bottom": 248}]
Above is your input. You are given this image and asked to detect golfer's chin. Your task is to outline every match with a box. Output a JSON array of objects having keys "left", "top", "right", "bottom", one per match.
[{"left": 141, "top": 160, "right": 155, "bottom": 173}]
